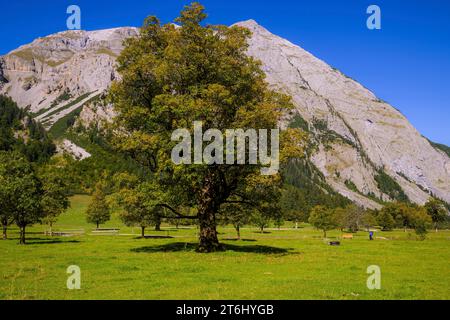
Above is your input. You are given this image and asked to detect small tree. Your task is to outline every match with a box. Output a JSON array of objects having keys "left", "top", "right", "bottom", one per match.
[
  {"left": 0, "top": 181, "right": 13, "bottom": 240},
  {"left": 376, "top": 210, "right": 395, "bottom": 231},
  {"left": 39, "top": 162, "right": 70, "bottom": 235},
  {"left": 333, "top": 207, "right": 346, "bottom": 232},
  {"left": 308, "top": 205, "right": 336, "bottom": 238},
  {"left": 424, "top": 198, "right": 448, "bottom": 232},
  {"left": 361, "top": 211, "right": 377, "bottom": 232},
  {"left": 410, "top": 207, "right": 432, "bottom": 240},
  {"left": 219, "top": 203, "right": 251, "bottom": 240},
  {"left": 252, "top": 210, "right": 271, "bottom": 233},
  {"left": 86, "top": 182, "right": 111, "bottom": 229},
  {"left": 0, "top": 151, "right": 43, "bottom": 244},
  {"left": 274, "top": 215, "right": 284, "bottom": 230},
  {"left": 116, "top": 180, "right": 164, "bottom": 237},
  {"left": 333, "top": 204, "right": 365, "bottom": 233}
]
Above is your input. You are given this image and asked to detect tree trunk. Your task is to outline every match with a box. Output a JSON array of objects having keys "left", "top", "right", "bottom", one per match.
[
  {"left": 19, "top": 226, "right": 26, "bottom": 245},
  {"left": 295, "top": 222, "right": 298, "bottom": 229},
  {"left": 2, "top": 224, "right": 7, "bottom": 240},
  {"left": 235, "top": 225, "right": 241, "bottom": 240},
  {"left": 260, "top": 226, "right": 264, "bottom": 233},
  {"left": 49, "top": 221, "right": 53, "bottom": 237},
  {"left": 155, "top": 216, "right": 161, "bottom": 231},
  {"left": 197, "top": 174, "right": 222, "bottom": 253},
  {"left": 323, "top": 230, "right": 327, "bottom": 238},
  {"left": 141, "top": 226, "right": 145, "bottom": 238},
  {"left": 198, "top": 207, "right": 220, "bottom": 252},
  {"left": 96, "top": 222, "right": 99, "bottom": 229}
]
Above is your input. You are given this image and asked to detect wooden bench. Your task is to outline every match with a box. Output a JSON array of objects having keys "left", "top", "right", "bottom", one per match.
[
  {"left": 91, "top": 228, "right": 120, "bottom": 235},
  {"left": 342, "top": 234, "right": 353, "bottom": 239},
  {"left": 44, "top": 229, "right": 85, "bottom": 236}
]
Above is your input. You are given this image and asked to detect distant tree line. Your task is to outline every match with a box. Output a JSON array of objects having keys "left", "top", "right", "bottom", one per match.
[{"left": 0, "top": 95, "right": 55, "bottom": 162}]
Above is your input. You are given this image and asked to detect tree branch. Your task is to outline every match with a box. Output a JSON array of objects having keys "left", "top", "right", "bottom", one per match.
[{"left": 156, "top": 203, "right": 198, "bottom": 219}]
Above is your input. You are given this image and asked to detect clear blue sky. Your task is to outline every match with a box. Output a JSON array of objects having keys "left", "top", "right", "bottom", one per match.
[{"left": 1, "top": 0, "right": 449, "bottom": 145}]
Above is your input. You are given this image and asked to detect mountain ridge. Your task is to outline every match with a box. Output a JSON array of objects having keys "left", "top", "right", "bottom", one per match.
[{"left": 0, "top": 22, "right": 448, "bottom": 208}]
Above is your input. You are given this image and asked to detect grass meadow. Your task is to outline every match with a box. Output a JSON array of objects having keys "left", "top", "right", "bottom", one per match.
[{"left": 0, "top": 195, "right": 449, "bottom": 300}]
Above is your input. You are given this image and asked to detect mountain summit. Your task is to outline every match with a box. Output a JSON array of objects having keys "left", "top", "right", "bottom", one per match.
[{"left": 1, "top": 22, "right": 448, "bottom": 207}]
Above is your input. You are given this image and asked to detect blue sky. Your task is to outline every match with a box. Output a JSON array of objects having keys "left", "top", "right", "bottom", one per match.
[{"left": 1, "top": 0, "right": 449, "bottom": 145}]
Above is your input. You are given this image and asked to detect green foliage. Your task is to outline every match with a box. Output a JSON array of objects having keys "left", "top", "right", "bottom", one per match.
[
  {"left": 109, "top": 2, "right": 306, "bottom": 252},
  {"left": 251, "top": 210, "right": 271, "bottom": 233},
  {"left": 381, "top": 202, "right": 415, "bottom": 229},
  {"left": 374, "top": 169, "right": 408, "bottom": 202},
  {"left": 409, "top": 207, "right": 432, "bottom": 240},
  {"left": 333, "top": 204, "right": 365, "bottom": 232},
  {"left": 0, "top": 95, "right": 55, "bottom": 162},
  {"left": 47, "top": 93, "right": 100, "bottom": 139},
  {"left": 37, "top": 160, "right": 71, "bottom": 232},
  {"left": 86, "top": 182, "right": 111, "bottom": 228},
  {"left": 289, "top": 113, "right": 309, "bottom": 132},
  {"left": 60, "top": 133, "right": 147, "bottom": 193},
  {"left": 361, "top": 211, "right": 377, "bottom": 231},
  {"left": 424, "top": 197, "right": 448, "bottom": 230},
  {"left": 377, "top": 202, "right": 433, "bottom": 238},
  {"left": 0, "top": 151, "right": 43, "bottom": 243},
  {"left": 311, "top": 117, "right": 355, "bottom": 148},
  {"left": 45, "top": 92, "right": 93, "bottom": 119},
  {"left": 344, "top": 179, "right": 358, "bottom": 192},
  {"left": 218, "top": 203, "right": 252, "bottom": 238},
  {"left": 280, "top": 184, "right": 309, "bottom": 225},
  {"left": 308, "top": 205, "right": 337, "bottom": 238},
  {"left": 376, "top": 210, "right": 395, "bottom": 231},
  {"left": 113, "top": 173, "right": 165, "bottom": 235},
  {"left": 281, "top": 159, "right": 351, "bottom": 213},
  {"left": 51, "top": 89, "right": 72, "bottom": 107}
]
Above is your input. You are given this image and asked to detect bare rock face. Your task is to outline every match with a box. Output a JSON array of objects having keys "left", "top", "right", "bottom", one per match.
[
  {"left": 0, "top": 27, "right": 138, "bottom": 126},
  {"left": 235, "top": 20, "right": 449, "bottom": 206},
  {"left": 1, "top": 22, "right": 449, "bottom": 206}
]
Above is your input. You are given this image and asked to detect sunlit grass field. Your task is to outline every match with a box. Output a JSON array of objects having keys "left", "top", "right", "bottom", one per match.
[{"left": 0, "top": 195, "right": 449, "bottom": 300}]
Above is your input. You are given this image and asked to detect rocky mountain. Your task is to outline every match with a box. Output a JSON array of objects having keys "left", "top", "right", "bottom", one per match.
[
  {"left": 0, "top": 21, "right": 448, "bottom": 208},
  {"left": 0, "top": 27, "right": 138, "bottom": 128}
]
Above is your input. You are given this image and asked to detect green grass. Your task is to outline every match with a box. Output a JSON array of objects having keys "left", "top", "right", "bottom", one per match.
[
  {"left": 12, "top": 48, "right": 71, "bottom": 67},
  {"left": 96, "top": 48, "right": 118, "bottom": 57},
  {"left": 0, "top": 195, "right": 449, "bottom": 300}
]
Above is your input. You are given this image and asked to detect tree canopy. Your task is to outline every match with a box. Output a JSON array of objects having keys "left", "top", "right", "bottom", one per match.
[
  {"left": 0, "top": 151, "right": 43, "bottom": 244},
  {"left": 110, "top": 2, "right": 305, "bottom": 251},
  {"left": 0, "top": 95, "right": 55, "bottom": 162}
]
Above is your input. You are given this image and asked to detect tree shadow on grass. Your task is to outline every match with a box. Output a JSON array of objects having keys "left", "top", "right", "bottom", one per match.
[
  {"left": 222, "top": 238, "right": 257, "bottom": 242},
  {"left": 24, "top": 238, "right": 81, "bottom": 245},
  {"left": 131, "top": 242, "right": 296, "bottom": 255},
  {"left": 133, "top": 235, "right": 174, "bottom": 239}
]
